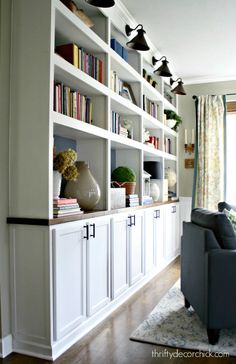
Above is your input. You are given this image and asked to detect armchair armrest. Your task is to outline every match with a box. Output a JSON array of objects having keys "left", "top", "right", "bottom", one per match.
[{"left": 207, "top": 249, "right": 236, "bottom": 328}]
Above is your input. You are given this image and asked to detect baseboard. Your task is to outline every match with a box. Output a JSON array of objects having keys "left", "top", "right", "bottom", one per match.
[{"left": 0, "top": 334, "right": 13, "bottom": 358}]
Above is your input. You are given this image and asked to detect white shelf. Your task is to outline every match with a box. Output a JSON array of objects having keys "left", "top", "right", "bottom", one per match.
[
  {"left": 52, "top": 111, "right": 109, "bottom": 140},
  {"left": 142, "top": 111, "right": 163, "bottom": 130},
  {"left": 109, "top": 48, "right": 141, "bottom": 83},
  {"left": 163, "top": 124, "right": 177, "bottom": 137},
  {"left": 54, "top": 54, "right": 109, "bottom": 96},
  {"left": 110, "top": 133, "right": 142, "bottom": 150},
  {"left": 55, "top": 0, "right": 109, "bottom": 54},
  {"left": 142, "top": 78, "right": 163, "bottom": 102},
  {"left": 110, "top": 90, "right": 141, "bottom": 116}
]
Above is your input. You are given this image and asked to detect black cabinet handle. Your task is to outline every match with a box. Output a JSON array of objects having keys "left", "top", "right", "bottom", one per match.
[
  {"left": 128, "top": 215, "right": 132, "bottom": 227},
  {"left": 133, "top": 215, "right": 136, "bottom": 226},
  {"left": 128, "top": 215, "right": 135, "bottom": 227},
  {"left": 154, "top": 209, "right": 160, "bottom": 219},
  {"left": 90, "top": 223, "right": 96, "bottom": 238},
  {"left": 172, "top": 206, "right": 176, "bottom": 213},
  {"left": 83, "top": 225, "right": 89, "bottom": 240}
]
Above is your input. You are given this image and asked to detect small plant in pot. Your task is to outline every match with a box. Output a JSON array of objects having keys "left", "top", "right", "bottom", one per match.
[
  {"left": 164, "top": 109, "right": 183, "bottom": 131},
  {"left": 111, "top": 166, "right": 136, "bottom": 195}
]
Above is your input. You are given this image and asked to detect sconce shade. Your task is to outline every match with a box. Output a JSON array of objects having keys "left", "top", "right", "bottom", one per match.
[
  {"left": 85, "top": 0, "right": 115, "bottom": 7},
  {"left": 126, "top": 24, "right": 150, "bottom": 51},
  {"left": 154, "top": 59, "right": 172, "bottom": 77},
  {"left": 170, "top": 77, "right": 186, "bottom": 95}
]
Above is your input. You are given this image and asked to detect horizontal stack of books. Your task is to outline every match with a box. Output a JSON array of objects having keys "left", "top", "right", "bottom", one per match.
[
  {"left": 143, "top": 95, "right": 159, "bottom": 119},
  {"left": 53, "top": 198, "right": 83, "bottom": 217},
  {"left": 54, "top": 82, "right": 92, "bottom": 123},
  {"left": 56, "top": 43, "right": 103, "bottom": 83},
  {"left": 126, "top": 194, "right": 139, "bottom": 207},
  {"left": 142, "top": 196, "right": 154, "bottom": 205}
]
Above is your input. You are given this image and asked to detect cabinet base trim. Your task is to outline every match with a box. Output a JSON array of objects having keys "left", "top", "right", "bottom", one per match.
[{"left": 0, "top": 334, "right": 12, "bottom": 358}]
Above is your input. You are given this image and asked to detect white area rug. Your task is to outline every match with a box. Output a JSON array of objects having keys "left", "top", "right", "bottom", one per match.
[{"left": 130, "top": 281, "right": 236, "bottom": 356}]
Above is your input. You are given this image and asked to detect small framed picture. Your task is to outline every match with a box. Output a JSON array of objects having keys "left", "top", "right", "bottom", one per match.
[{"left": 121, "top": 82, "right": 136, "bottom": 105}]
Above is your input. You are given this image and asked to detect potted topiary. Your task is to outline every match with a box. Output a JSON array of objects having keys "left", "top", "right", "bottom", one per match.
[
  {"left": 164, "top": 109, "right": 183, "bottom": 131},
  {"left": 111, "top": 166, "right": 136, "bottom": 195}
]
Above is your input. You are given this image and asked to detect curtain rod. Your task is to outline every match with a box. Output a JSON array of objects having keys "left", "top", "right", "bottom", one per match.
[{"left": 193, "top": 93, "right": 236, "bottom": 100}]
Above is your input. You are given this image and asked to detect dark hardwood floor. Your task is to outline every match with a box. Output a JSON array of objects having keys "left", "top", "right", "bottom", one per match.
[{"left": 1, "top": 259, "right": 235, "bottom": 364}]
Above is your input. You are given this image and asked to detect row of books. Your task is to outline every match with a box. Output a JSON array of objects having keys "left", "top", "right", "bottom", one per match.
[
  {"left": 126, "top": 194, "right": 139, "bottom": 207},
  {"left": 111, "top": 38, "right": 128, "bottom": 62},
  {"left": 148, "top": 136, "right": 160, "bottom": 149},
  {"left": 56, "top": 43, "right": 103, "bottom": 83},
  {"left": 143, "top": 95, "right": 159, "bottom": 119},
  {"left": 54, "top": 81, "right": 93, "bottom": 124},
  {"left": 111, "top": 111, "right": 128, "bottom": 137},
  {"left": 164, "top": 137, "right": 172, "bottom": 154},
  {"left": 53, "top": 198, "right": 83, "bottom": 217},
  {"left": 110, "top": 70, "right": 123, "bottom": 94}
]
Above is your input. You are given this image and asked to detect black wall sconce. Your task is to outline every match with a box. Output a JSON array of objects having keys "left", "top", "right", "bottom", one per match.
[
  {"left": 152, "top": 56, "right": 172, "bottom": 78},
  {"left": 170, "top": 77, "right": 186, "bottom": 95},
  {"left": 85, "top": 0, "right": 115, "bottom": 7},
  {"left": 125, "top": 24, "right": 150, "bottom": 51}
]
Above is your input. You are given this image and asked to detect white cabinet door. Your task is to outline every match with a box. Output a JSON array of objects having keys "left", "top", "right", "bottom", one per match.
[
  {"left": 87, "top": 216, "right": 110, "bottom": 316},
  {"left": 153, "top": 206, "right": 165, "bottom": 270},
  {"left": 111, "top": 213, "right": 129, "bottom": 299},
  {"left": 53, "top": 222, "right": 87, "bottom": 340},
  {"left": 129, "top": 211, "right": 144, "bottom": 285},
  {"left": 164, "top": 203, "right": 179, "bottom": 261},
  {"left": 144, "top": 208, "right": 155, "bottom": 274}
]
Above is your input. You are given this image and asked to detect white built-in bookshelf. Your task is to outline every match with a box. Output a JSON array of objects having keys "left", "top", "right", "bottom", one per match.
[{"left": 10, "top": 0, "right": 179, "bottom": 219}]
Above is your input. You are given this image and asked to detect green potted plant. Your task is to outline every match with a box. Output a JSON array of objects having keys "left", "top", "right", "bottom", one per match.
[
  {"left": 164, "top": 110, "right": 183, "bottom": 131},
  {"left": 111, "top": 166, "right": 136, "bottom": 195}
]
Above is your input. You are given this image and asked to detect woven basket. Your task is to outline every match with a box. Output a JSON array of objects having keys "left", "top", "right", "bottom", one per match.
[{"left": 111, "top": 181, "right": 136, "bottom": 195}]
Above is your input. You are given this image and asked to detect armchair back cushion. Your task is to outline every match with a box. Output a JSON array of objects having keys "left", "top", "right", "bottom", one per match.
[{"left": 191, "top": 208, "right": 236, "bottom": 250}]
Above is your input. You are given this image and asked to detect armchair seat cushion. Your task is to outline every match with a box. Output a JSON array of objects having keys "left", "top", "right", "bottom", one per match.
[{"left": 191, "top": 208, "right": 236, "bottom": 249}]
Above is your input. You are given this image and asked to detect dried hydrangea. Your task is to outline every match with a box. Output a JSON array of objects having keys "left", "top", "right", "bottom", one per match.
[{"left": 53, "top": 148, "right": 78, "bottom": 181}]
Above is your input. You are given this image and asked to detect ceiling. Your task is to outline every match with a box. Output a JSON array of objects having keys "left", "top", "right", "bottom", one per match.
[{"left": 123, "top": 0, "right": 236, "bottom": 84}]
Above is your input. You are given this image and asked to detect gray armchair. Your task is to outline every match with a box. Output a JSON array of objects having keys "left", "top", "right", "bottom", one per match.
[{"left": 181, "top": 206, "right": 236, "bottom": 344}]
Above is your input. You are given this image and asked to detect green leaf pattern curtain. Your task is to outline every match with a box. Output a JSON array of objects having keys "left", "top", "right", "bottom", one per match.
[{"left": 193, "top": 95, "right": 225, "bottom": 211}]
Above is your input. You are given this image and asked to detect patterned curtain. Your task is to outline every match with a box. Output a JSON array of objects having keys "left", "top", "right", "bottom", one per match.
[{"left": 192, "top": 95, "right": 225, "bottom": 211}]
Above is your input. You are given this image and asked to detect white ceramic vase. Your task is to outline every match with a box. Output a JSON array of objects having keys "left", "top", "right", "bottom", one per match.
[
  {"left": 150, "top": 181, "right": 160, "bottom": 201},
  {"left": 53, "top": 170, "right": 62, "bottom": 199},
  {"left": 65, "top": 161, "right": 101, "bottom": 210}
]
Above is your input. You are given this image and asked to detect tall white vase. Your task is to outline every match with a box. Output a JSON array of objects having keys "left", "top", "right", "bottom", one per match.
[
  {"left": 64, "top": 161, "right": 101, "bottom": 210},
  {"left": 53, "top": 170, "right": 62, "bottom": 199}
]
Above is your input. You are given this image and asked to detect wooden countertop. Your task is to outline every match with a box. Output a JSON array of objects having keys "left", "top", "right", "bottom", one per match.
[{"left": 7, "top": 199, "right": 179, "bottom": 226}]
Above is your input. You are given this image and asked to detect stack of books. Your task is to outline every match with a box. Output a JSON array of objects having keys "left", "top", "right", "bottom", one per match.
[
  {"left": 119, "top": 126, "right": 128, "bottom": 138},
  {"left": 126, "top": 194, "right": 139, "bottom": 207},
  {"left": 53, "top": 198, "right": 83, "bottom": 217},
  {"left": 142, "top": 196, "right": 154, "bottom": 205}
]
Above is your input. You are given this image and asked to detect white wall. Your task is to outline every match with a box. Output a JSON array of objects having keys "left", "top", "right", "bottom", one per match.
[
  {"left": 0, "top": 0, "right": 11, "bottom": 340},
  {"left": 178, "top": 80, "right": 236, "bottom": 197}
]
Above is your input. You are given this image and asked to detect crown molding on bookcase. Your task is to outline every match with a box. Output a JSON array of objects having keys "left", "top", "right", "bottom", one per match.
[{"left": 100, "top": 0, "right": 178, "bottom": 78}]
